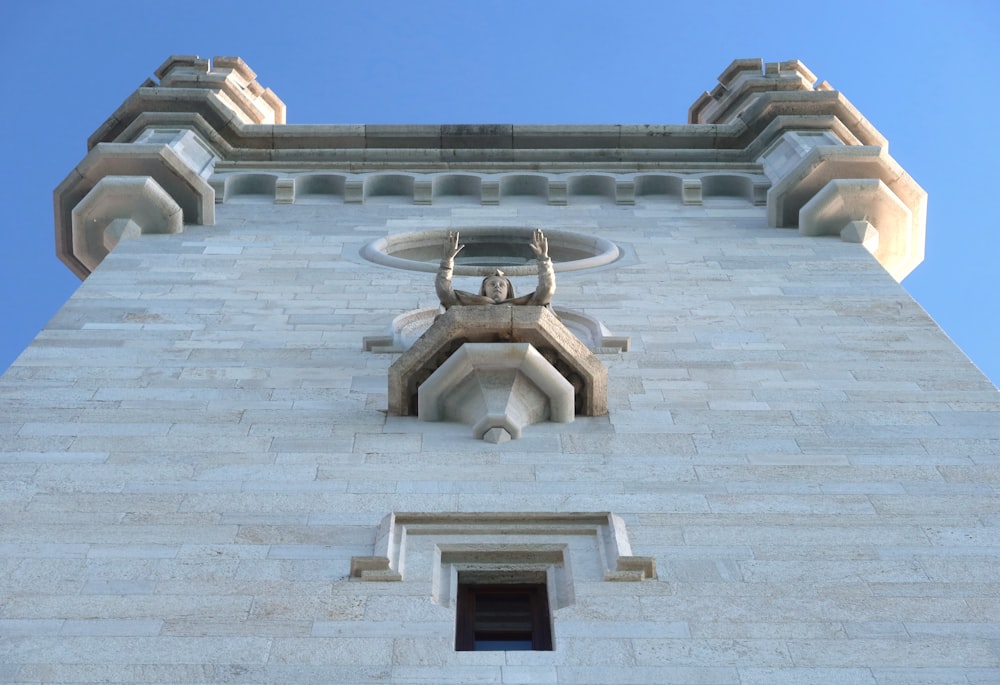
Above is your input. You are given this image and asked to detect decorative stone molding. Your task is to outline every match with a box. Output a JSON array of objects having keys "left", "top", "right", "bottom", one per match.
[
  {"left": 71, "top": 176, "right": 183, "bottom": 273},
  {"left": 107, "top": 112, "right": 233, "bottom": 165},
  {"left": 86, "top": 56, "right": 891, "bottom": 174},
  {"left": 413, "top": 180, "right": 433, "bottom": 205},
  {"left": 274, "top": 178, "right": 295, "bottom": 204},
  {"left": 682, "top": 178, "right": 702, "bottom": 205},
  {"left": 131, "top": 128, "right": 219, "bottom": 178},
  {"left": 418, "top": 342, "right": 575, "bottom": 441},
  {"left": 554, "top": 309, "right": 630, "bottom": 352},
  {"left": 89, "top": 56, "right": 285, "bottom": 152},
  {"left": 350, "top": 512, "right": 656, "bottom": 586},
  {"left": 62, "top": 55, "right": 926, "bottom": 285},
  {"left": 54, "top": 143, "right": 216, "bottom": 278},
  {"left": 388, "top": 306, "right": 608, "bottom": 418},
  {"left": 689, "top": 59, "right": 887, "bottom": 159},
  {"left": 217, "top": 173, "right": 278, "bottom": 202},
  {"left": 364, "top": 307, "right": 629, "bottom": 355},
  {"left": 213, "top": 171, "right": 767, "bottom": 207},
  {"left": 547, "top": 180, "right": 568, "bottom": 206},
  {"left": 615, "top": 180, "right": 635, "bottom": 205},
  {"left": 759, "top": 130, "right": 843, "bottom": 183}
]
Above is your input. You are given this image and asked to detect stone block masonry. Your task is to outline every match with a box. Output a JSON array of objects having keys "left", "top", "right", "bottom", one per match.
[
  {"left": 1, "top": 56, "right": 997, "bottom": 685},
  {"left": 4, "top": 197, "right": 998, "bottom": 684}
]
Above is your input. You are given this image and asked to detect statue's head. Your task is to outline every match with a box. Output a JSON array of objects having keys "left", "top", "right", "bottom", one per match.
[{"left": 479, "top": 269, "right": 515, "bottom": 303}]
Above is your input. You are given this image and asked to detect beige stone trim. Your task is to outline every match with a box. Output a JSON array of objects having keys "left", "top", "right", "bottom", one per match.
[{"left": 350, "top": 512, "right": 656, "bottom": 587}]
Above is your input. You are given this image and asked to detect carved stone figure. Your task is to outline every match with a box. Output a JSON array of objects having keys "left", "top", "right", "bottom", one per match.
[{"left": 435, "top": 229, "right": 555, "bottom": 309}]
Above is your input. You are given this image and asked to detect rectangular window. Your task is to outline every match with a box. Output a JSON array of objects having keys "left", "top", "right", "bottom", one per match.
[{"left": 455, "top": 582, "right": 553, "bottom": 651}]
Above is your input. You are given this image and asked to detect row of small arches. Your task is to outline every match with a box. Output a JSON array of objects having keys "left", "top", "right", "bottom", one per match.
[{"left": 214, "top": 172, "right": 768, "bottom": 206}]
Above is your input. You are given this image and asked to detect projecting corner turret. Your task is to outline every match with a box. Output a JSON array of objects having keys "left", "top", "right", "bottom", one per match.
[
  {"left": 692, "top": 58, "right": 926, "bottom": 282},
  {"left": 53, "top": 56, "right": 284, "bottom": 279}
]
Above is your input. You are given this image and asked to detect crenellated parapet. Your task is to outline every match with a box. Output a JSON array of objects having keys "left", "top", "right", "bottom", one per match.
[
  {"left": 154, "top": 55, "right": 285, "bottom": 125},
  {"left": 690, "top": 59, "right": 819, "bottom": 125},
  {"left": 90, "top": 55, "right": 286, "bottom": 149}
]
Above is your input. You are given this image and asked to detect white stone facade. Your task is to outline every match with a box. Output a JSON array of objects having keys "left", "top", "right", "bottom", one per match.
[{"left": 1, "top": 57, "right": 998, "bottom": 684}]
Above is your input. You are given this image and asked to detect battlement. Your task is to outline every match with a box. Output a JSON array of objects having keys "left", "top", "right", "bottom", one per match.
[
  {"left": 151, "top": 55, "right": 285, "bottom": 126},
  {"left": 690, "top": 57, "right": 829, "bottom": 125},
  {"left": 88, "top": 54, "right": 285, "bottom": 150}
]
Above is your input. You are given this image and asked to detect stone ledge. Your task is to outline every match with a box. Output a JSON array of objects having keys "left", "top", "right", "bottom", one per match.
[
  {"left": 365, "top": 307, "right": 629, "bottom": 355},
  {"left": 690, "top": 58, "right": 817, "bottom": 126},
  {"left": 154, "top": 55, "right": 285, "bottom": 125},
  {"left": 216, "top": 170, "right": 767, "bottom": 208}
]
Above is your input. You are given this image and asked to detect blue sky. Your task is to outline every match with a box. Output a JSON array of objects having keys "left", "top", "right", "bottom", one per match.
[{"left": 1, "top": 1, "right": 998, "bottom": 387}]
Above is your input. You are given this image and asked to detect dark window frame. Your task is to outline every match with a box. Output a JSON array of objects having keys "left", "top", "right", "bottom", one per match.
[{"left": 455, "top": 581, "right": 553, "bottom": 651}]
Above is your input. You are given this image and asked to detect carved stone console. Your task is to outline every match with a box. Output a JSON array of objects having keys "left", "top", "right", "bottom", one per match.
[{"left": 387, "top": 306, "right": 608, "bottom": 440}]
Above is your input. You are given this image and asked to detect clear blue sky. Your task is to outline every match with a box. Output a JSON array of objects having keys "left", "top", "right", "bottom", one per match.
[{"left": 2, "top": 1, "right": 998, "bottom": 387}]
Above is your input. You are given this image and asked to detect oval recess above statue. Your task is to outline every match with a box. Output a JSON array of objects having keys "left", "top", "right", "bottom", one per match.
[{"left": 361, "top": 227, "right": 620, "bottom": 276}]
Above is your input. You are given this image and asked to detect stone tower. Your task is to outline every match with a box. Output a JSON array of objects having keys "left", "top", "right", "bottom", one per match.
[{"left": 2, "top": 56, "right": 997, "bottom": 684}]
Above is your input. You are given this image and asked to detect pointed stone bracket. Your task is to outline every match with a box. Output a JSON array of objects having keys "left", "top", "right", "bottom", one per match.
[{"left": 418, "top": 342, "right": 574, "bottom": 440}]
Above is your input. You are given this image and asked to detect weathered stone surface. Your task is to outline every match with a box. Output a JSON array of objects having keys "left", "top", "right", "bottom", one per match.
[{"left": 841, "top": 219, "right": 879, "bottom": 251}]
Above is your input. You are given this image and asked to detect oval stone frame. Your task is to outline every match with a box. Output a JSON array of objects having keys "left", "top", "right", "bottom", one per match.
[{"left": 361, "top": 227, "right": 620, "bottom": 276}]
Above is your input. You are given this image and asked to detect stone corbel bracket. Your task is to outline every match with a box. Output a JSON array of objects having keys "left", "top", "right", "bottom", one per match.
[
  {"left": 349, "top": 512, "right": 656, "bottom": 583},
  {"left": 418, "top": 342, "right": 575, "bottom": 442},
  {"left": 54, "top": 142, "right": 216, "bottom": 278},
  {"left": 766, "top": 145, "right": 926, "bottom": 282},
  {"left": 388, "top": 306, "right": 608, "bottom": 419},
  {"left": 71, "top": 176, "right": 183, "bottom": 273}
]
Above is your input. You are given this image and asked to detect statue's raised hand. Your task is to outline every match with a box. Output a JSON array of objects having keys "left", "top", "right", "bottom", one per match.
[
  {"left": 443, "top": 231, "right": 464, "bottom": 261},
  {"left": 529, "top": 229, "right": 549, "bottom": 260}
]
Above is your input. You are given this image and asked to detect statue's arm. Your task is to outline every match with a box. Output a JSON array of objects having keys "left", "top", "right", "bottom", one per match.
[
  {"left": 529, "top": 229, "right": 555, "bottom": 305},
  {"left": 435, "top": 232, "right": 463, "bottom": 308}
]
